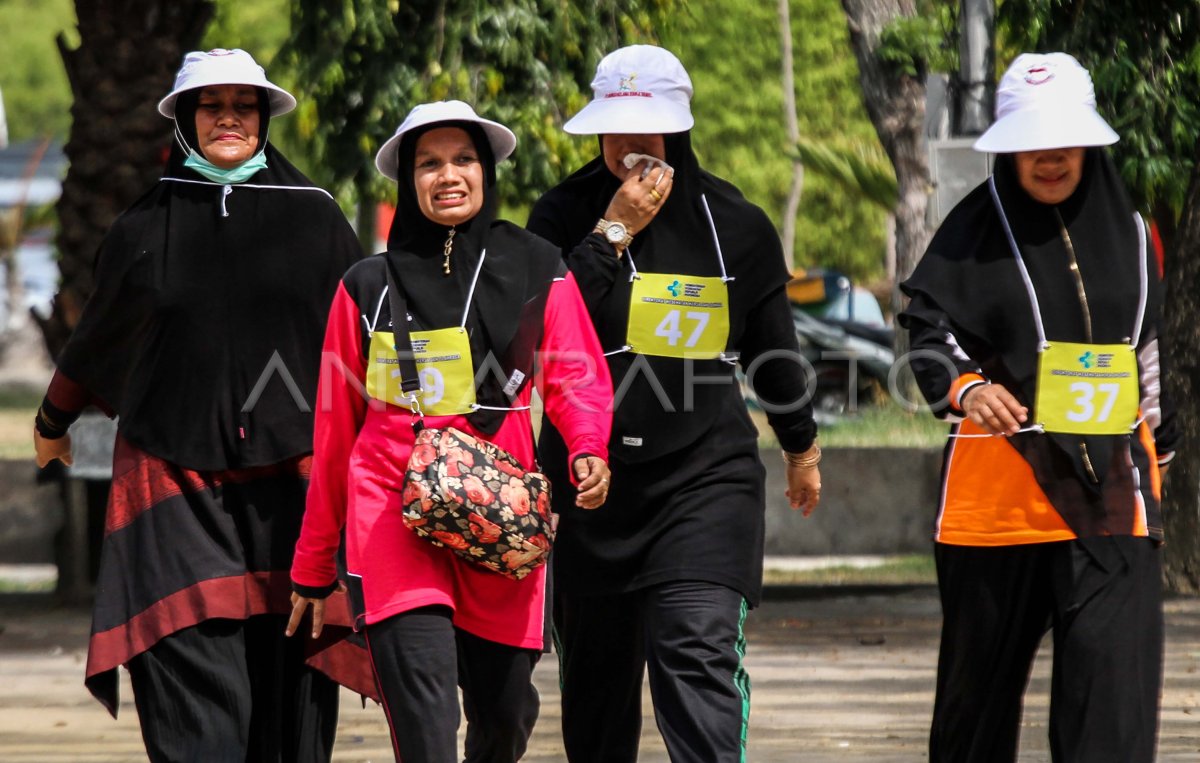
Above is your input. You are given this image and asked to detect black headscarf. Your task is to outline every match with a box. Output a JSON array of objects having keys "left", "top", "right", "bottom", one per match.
[
  {"left": 528, "top": 132, "right": 790, "bottom": 459},
  {"left": 902, "top": 149, "right": 1158, "bottom": 522},
  {"left": 383, "top": 121, "right": 565, "bottom": 435},
  {"left": 55, "top": 91, "right": 362, "bottom": 471}
]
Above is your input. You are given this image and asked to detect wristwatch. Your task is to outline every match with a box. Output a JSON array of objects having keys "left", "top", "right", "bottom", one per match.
[{"left": 594, "top": 218, "right": 633, "bottom": 249}]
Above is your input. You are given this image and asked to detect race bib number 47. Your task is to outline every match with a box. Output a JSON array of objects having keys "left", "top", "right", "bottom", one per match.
[{"left": 626, "top": 273, "right": 730, "bottom": 359}]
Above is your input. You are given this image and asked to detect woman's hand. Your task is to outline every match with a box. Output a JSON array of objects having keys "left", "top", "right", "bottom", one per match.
[
  {"left": 34, "top": 429, "right": 73, "bottom": 468},
  {"left": 786, "top": 463, "right": 821, "bottom": 517},
  {"left": 961, "top": 382, "right": 1028, "bottom": 436},
  {"left": 285, "top": 591, "right": 326, "bottom": 639},
  {"left": 602, "top": 159, "right": 675, "bottom": 242},
  {"left": 572, "top": 455, "right": 611, "bottom": 509}
]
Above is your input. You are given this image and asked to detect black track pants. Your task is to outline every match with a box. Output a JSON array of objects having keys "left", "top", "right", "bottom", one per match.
[
  {"left": 555, "top": 580, "right": 750, "bottom": 763},
  {"left": 364, "top": 605, "right": 541, "bottom": 763},
  {"left": 126, "top": 614, "right": 340, "bottom": 763},
  {"left": 930, "top": 537, "right": 1163, "bottom": 763}
]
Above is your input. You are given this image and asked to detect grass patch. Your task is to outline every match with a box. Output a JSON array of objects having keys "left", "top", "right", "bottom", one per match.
[
  {"left": 0, "top": 578, "right": 55, "bottom": 595},
  {"left": 816, "top": 402, "right": 949, "bottom": 448},
  {"left": 0, "top": 408, "right": 36, "bottom": 459},
  {"left": 0, "top": 384, "right": 43, "bottom": 409},
  {"left": 752, "top": 400, "right": 949, "bottom": 449},
  {"left": 763, "top": 554, "right": 936, "bottom": 586}
]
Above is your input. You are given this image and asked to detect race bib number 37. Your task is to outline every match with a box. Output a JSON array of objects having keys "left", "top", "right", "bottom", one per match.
[
  {"left": 626, "top": 273, "right": 730, "bottom": 359},
  {"left": 1034, "top": 341, "right": 1138, "bottom": 435}
]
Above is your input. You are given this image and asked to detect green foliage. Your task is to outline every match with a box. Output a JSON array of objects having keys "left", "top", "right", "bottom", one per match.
[
  {"left": 0, "top": 0, "right": 76, "bottom": 142},
  {"left": 1, "top": 0, "right": 893, "bottom": 282},
  {"left": 997, "top": 0, "right": 1200, "bottom": 220},
  {"left": 662, "top": 0, "right": 888, "bottom": 281},
  {"left": 198, "top": 0, "right": 323, "bottom": 179},
  {"left": 284, "top": 0, "right": 679, "bottom": 208},
  {"left": 878, "top": 3, "right": 957, "bottom": 79},
  {"left": 791, "top": 137, "right": 896, "bottom": 212}
]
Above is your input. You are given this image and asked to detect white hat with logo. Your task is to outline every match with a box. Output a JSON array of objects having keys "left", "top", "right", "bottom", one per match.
[
  {"left": 158, "top": 48, "right": 297, "bottom": 119},
  {"left": 564, "top": 45, "right": 694, "bottom": 135},
  {"left": 974, "top": 52, "right": 1118, "bottom": 153}
]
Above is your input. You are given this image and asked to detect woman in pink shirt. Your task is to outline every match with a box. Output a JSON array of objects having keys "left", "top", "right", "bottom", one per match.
[{"left": 287, "top": 101, "right": 613, "bottom": 762}]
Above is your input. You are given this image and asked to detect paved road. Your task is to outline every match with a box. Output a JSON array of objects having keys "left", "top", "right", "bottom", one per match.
[{"left": 1, "top": 588, "right": 1197, "bottom": 762}]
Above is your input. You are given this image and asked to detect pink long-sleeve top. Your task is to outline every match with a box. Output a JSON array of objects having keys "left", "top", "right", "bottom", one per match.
[{"left": 292, "top": 267, "right": 612, "bottom": 648}]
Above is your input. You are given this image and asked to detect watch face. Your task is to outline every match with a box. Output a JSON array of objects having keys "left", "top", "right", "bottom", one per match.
[{"left": 604, "top": 222, "right": 626, "bottom": 243}]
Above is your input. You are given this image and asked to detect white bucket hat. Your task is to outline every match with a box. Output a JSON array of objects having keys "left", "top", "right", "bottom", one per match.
[
  {"left": 563, "top": 45, "right": 694, "bottom": 135},
  {"left": 374, "top": 100, "right": 517, "bottom": 181},
  {"left": 158, "top": 48, "right": 296, "bottom": 119},
  {"left": 974, "top": 52, "right": 1118, "bottom": 153}
]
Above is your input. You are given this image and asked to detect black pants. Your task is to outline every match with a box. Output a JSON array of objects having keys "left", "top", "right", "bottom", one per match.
[
  {"left": 930, "top": 537, "right": 1163, "bottom": 763},
  {"left": 364, "top": 606, "right": 541, "bottom": 763},
  {"left": 555, "top": 580, "right": 750, "bottom": 763},
  {"left": 126, "top": 614, "right": 340, "bottom": 763}
]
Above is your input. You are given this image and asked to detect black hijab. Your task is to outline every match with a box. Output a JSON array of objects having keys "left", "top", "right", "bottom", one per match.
[
  {"left": 383, "top": 121, "right": 565, "bottom": 435},
  {"left": 56, "top": 91, "right": 362, "bottom": 470},
  {"left": 902, "top": 149, "right": 1157, "bottom": 518},
  {"left": 528, "top": 131, "right": 790, "bottom": 459}
]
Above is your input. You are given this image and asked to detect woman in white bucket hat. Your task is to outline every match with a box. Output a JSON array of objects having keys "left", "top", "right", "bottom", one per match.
[
  {"left": 288, "top": 100, "right": 613, "bottom": 762},
  {"left": 33, "top": 48, "right": 363, "bottom": 761},
  {"left": 900, "top": 52, "right": 1176, "bottom": 762},
  {"left": 528, "top": 45, "right": 821, "bottom": 762}
]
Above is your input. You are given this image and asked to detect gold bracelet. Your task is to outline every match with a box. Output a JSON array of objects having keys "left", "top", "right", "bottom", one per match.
[{"left": 782, "top": 444, "right": 821, "bottom": 469}]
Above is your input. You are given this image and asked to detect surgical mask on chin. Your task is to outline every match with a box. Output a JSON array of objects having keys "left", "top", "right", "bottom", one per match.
[{"left": 183, "top": 149, "right": 268, "bottom": 184}]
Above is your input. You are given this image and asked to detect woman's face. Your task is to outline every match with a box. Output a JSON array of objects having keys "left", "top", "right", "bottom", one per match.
[
  {"left": 413, "top": 127, "right": 485, "bottom": 227},
  {"left": 1013, "top": 147, "right": 1085, "bottom": 205},
  {"left": 601, "top": 133, "right": 667, "bottom": 178},
  {"left": 194, "top": 85, "right": 261, "bottom": 169}
]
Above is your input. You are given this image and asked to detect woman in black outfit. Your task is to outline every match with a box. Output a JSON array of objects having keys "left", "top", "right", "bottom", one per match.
[
  {"left": 33, "top": 48, "right": 364, "bottom": 762},
  {"left": 528, "top": 44, "right": 822, "bottom": 763}
]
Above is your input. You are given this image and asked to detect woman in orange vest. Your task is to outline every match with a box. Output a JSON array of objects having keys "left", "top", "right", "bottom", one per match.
[{"left": 901, "top": 53, "right": 1177, "bottom": 762}]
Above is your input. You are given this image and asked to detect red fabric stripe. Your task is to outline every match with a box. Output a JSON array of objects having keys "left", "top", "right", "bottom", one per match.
[
  {"left": 86, "top": 572, "right": 372, "bottom": 700},
  {"left": 106, "top": 440, "right": 312, "bottom": 534},
  {"left": 46, "top": 369, "right": 98, "bottom": 413},
  {"left": 106, "top": 442, "right": 209, "bottom": 533}
]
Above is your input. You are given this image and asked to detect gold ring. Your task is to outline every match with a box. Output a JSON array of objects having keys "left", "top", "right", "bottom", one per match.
[{"left": 648, "top": 188, "right": 662, "bottom": 202}]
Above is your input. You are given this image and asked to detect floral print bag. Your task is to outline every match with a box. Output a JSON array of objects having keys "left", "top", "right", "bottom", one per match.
[
  {"left": 403, "top": 424, "right": 554, "bottom": 580},
  {"left": 385, "top": 261, "right": 552, "bottom": 580}
]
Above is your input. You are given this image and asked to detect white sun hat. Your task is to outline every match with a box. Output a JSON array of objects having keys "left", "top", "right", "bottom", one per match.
[
  {"left": 158, "top": 48, "right": 296, "bottom": 118},
  {"left": 974, "top": 52, "right": 1118, "bottom": 154},
  {"left": 563, "top": 45, "right": 694, "bottom": 135},
  {"left": 374, "top": 100, "right": 517, "bottom": 181}
]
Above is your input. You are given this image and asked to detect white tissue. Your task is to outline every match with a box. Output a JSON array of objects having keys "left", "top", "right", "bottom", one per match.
[{"left": 622, "top": 153, "right": 672, "bottom": 172}]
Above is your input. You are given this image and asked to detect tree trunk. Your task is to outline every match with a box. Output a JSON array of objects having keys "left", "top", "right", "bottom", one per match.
[
  {"left": 955, "top": 0, "right": 994, "bottom": 136},
  {"left": 1162, "top": 143, "right": 1200, "bottom": 594},
  {"left": 39, "top": 1, "right": 214, "bottom": 357},
  {"left": 779, "top": 0, "right": 804, "bottom": 271},
  {"left": 840, "top": 0, "right": 931, "bottom": 405},
  {"left": 356, "top": 172, "right": 378, "bottom": 256}
]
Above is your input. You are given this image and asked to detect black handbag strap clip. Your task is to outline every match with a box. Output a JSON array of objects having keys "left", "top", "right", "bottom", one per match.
[{"left": 384, "top": 260, "right": 425, "bottom": 431}]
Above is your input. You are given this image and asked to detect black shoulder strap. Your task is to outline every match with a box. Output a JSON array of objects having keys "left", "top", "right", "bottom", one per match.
[{"left": 384, "top": 259, "right": 422, "bottom": 399}]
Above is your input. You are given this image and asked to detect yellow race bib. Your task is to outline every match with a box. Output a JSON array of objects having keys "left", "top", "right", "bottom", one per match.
[
  {"left": 367, "top": 327, "right": 477, "bottom": 416},
  {"left": 1034, "top": 341, "right": 1138, "bottom": 435},
  {"left": 626, "top": 273, "right": 731, "bottom": 359}
]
